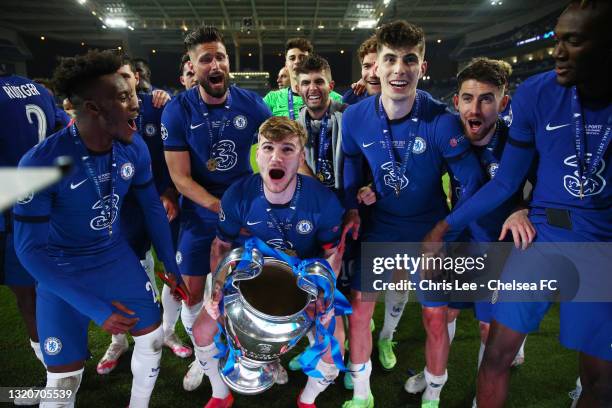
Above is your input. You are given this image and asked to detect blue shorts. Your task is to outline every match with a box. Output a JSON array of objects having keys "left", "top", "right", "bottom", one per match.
[
  {"left": 176, "top": 212, "right": 216, "bottom": 277},
  {"left": 1, "top": 231, "right": 35, "bottom": 287},
  {"left": 37, "top": 246, "right": 160, "bottom": 367},
  {"left": 493, "top": 219, "right": 612, "bottom": 361},
  {"left": 350, "top": 212, "right": 437, "bottom": 296}
]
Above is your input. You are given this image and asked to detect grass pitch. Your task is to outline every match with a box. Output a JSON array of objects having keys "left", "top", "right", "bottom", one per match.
[{"left": 0, "top": 283, "right": 578, "bottom": 407}]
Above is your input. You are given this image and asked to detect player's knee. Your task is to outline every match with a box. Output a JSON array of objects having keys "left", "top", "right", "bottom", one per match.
[
  {"left": 423, "top": 307, "right": 448, "bottom": 335},
  {"left": 133, "top": 325, "right": 163, "bottom": 353},
  {"left": 40, "top": 368, "right": 83, "bottom": 408},
  {"left": 192, "top": 315, "right": 216, "bottom": 347}
]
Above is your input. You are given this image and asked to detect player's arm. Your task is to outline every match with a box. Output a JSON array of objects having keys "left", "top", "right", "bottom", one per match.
[
  {"left": 318, "top": 195, "right": 345, "bottom": 277},
  {"left": 165, "top": 151, "right": 220, "bottom": 213},
  {"left": 427, "top": 87, "right": 538, "bottom": 241},
  {"left": 162, "top": 101, "right": 221, "bottom": 213},
  {"left": 341, "top": 112, "right": 364, "bottom": 239},
  {"left": 132, "top": 139, "right": 189, "bottom": 301}
]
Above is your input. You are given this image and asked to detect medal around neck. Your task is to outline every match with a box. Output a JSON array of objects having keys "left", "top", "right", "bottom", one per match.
[
  {"left": 207, "top": 158, "right": 218, "bottom": 172},
  {"left": 212, "top": 242, "right": 336, "bottom": 394}
]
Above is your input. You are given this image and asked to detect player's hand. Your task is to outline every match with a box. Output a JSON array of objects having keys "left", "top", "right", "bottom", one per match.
[
  {"left": 357, "top": 185, "right": 376, "bottom": 206},
  {"left": 351, "top": 78, "right": 367, "bottom": 96},
  {"left": 102, "top": 301, "right": 139, "bottom": 334},
  {"left": 499, "top": 208, "right": 535, "bottom": 250},
  {"left": 204, "top": 284, "right": 223, "bottom": 320},
  {"left": 152, "top": 89, "right": 171, "bottom": 108},
  {"left": 157, "top": 271, "right": 190, "bottom": 302},
  {"left": 341, "top": 209, "right": 361, "bottom": 245},
  {"left": 420, "top": 220, "right": 449, "bottom": 281},
  {"left": 160, "top": 190, "right": 179, "bottom": 222},
  {"left": 206, "top": 198, "right": 221, "bottom": 214}
]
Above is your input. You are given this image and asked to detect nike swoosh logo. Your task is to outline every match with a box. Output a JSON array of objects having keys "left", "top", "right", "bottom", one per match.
[
  {"left": 362, "top": 142, "right": 375, "bottom": 148},
  {"left": 546, "top": 123, "right": 571, "bottom": 131},
  {"left": 411, "top": 117, "right": 418, "bottom": 122},
  {"left": 190, "top": 123, "right": 205, "bottom": 129},
  {"left": 246, "top": 221, "right": 262, "bottom": 226},
  {"left": 70, "top": 179, "right": 87, "bottom": 190}
]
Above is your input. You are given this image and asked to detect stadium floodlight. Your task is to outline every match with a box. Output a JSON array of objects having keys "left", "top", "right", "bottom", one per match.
[
  {"left": 77, "top": 0, "right": 86, "bottom": 4},
  {"left": 357, "top": 19, "right": 378, "bottom": 29},
  {"left": 383, "top": 0, "right": 391, "bottom": 6},
  {"left": 104, "top": 17, "right": 128, "bottom": 28}
]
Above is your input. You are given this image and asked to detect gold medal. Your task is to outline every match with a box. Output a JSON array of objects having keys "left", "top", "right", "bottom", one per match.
[
  {"left": 207, "top": 158, "right": 217, "bottom": 172},
  {"left": 317, "top": 173, "right": 325, "bottom": 182},
  {"left": 283, "top": 249, "right": 298, "bottom": 257}
]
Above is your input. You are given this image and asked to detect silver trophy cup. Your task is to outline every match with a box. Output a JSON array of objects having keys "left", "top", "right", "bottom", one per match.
[{"left": 213, "top": 246, "right": 335, "bottom": 395}]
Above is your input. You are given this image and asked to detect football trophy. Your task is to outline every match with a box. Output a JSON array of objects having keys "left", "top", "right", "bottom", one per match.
[{"left": 212, "top": 242, "right": 336, "bottom": 395}]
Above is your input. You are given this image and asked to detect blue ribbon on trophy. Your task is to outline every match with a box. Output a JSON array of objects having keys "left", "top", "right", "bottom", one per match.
[{"left": 213, "top": 237, "right": 351, "bottom": 380}]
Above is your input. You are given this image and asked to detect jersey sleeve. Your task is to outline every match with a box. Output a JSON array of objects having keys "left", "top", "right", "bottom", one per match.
[
  {"left": 217, "top": 183, "right": 244, "bottom": 242},
  {"left": 13, "top": 151, "right": 114, "bottom": 326},
  {"left": 263, "top": 91, "right": 276, "bottom": 112},
  {"left": 341, "top": 109, "right": 364, "bottom": 209},
  {"left": 316, "top": 193, "right": 344, "bottom": 249},
  {"left": 507, "top": 82, "right": 537, "bottom": 145},
  {"left": 330, "top": 91, "right": 343, "bottom": 103},
  {"left": 132, "top": 135, "right": 155, "bottom": 186},
  {"left": 54, "top": 106, "right": 71, "bottom": 129},
  {"left": 161, "top": 98, "right": 189, "bottom": 151},
  {"left": 132, "top": 177, "right": 181, "bottom": 279}
]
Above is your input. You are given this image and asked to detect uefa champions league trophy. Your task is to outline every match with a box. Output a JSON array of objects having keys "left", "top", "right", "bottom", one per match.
[{"left": 212, "top": 241, "right": 336, "bottom": 395}]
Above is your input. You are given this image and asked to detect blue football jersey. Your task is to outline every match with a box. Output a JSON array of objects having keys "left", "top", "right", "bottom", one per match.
[
  {"left": 342, "top": 89, "right": 368, "bottom": 105},
  {"left": 342, "top": 90, "right": 483, "bottom": 224},
  {"left": 137, "top": 92, "right": 171, "bottom": 194},
  {"left": 1, "top": 74, "right": 70, "bottom": 231},
  {"left": 217, "top": 174, "right": 344, "bottom": 259},
  {"left": 449, "top": 121, "right": 522, "bottom": 241},
  {"left": 162, "top": 85, "right": 271, "bottom": 218},
  {"left": 446, "top": 71, "right": 611, "bottom": 233},
  {"left": 14, "top": 126, "right": 153, "bottom": 257}
]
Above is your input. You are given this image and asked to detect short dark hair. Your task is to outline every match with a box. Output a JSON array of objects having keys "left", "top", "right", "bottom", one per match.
[
  {"left": 53, "top": 49, "right": 122, "bottom": 103},
  {"left": 376, "top": 20, "right": 425, "bottom": 56},
  {"left": 285, "top": 38, "right": 313, "bottom": 54},
  {"left": 358, "top": 35, "right": 378, "bottom": 62},
  {"left": 184, "top": 25, "right": 225, "bottom": 52},
  {"left": 179, "top": 54, "right": 191, "bottom": 75},
  {"left": 457, "top": 57, "right": 512, "bottom": 93},
  {"left": 117, "top": 51, "right": 135, "bottom": 72},
  {"left": 295, "top": 54, "right": 332, "bottom": 80}
]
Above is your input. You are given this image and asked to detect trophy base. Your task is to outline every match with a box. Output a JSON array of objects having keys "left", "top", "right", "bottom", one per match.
[{"left": 219, "top": 355, "right": 278, "bottom": 395}]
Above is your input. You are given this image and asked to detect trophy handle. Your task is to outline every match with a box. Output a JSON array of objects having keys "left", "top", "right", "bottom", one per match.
[
  {"left": 213, "top": 247, "right": 264, "bottom": 293},
  {"left": 299, "top": 261, "right": 336, "bottom": 314}
]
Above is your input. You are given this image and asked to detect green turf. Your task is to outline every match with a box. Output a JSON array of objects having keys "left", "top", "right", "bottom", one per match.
[{"left": 0, "top": 283, "right": 578, "bottom": 407}]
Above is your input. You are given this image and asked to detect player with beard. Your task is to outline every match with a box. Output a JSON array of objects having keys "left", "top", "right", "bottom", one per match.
[
  {"left": 162, "top": 25, "right": 272, "bottom": 392},
  {"left": 341, "top": 21, "right": 483, "bottom": 408},
  {"left": 179, "top": 54, "right": 198, "bottom": 91},
  {"left": 405, "top": 58, "right": 534, "bottom": 403},
  {"left": 423, "top": 1, "right": 612, "bottom": 406},
  {"left": 264, "top": 38, "right": 343, "bottom": 118},
  {"left": 343, "top": 36, "right": 381, "bottom": 105},
  {"left": 133, "top": 58, "right": 153, "bottom": 94},
  {"left": 96, "top": 55, "right": 192, "bottom": 376},
  {"left": 192, "top": 116, "right": 345, "bottom": 408},
  {"left": 13, "top": 49, "right": 187, "bottom": 408},
  {"left": 277, "top": 67, "right": 290, "bottom": 89},
  {"left": 1, "top": 64, "right": 70, "bottom": 405}
]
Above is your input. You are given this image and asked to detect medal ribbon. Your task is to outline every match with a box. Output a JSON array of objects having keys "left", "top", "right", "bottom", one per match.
[
  {"left": 378, "top": 93, "right": 422, "bottom": 196},
  {"left": 261, "top": 175, "right": 302, "bottom": 251},
  {"left": 571, "top": 87, "right": 612, "bottom": 195},
  {"left": 305, "top": 112, "right": 331, "bottom": 179},
  {"left": 70, "top": 124, "right": 117, "bottom": 236},
  {"left": 197, "top": 88, "right": 233, "bottom": 166},
  {"left": 288, "top": 89, "right": 296, "bottom": 119}
]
